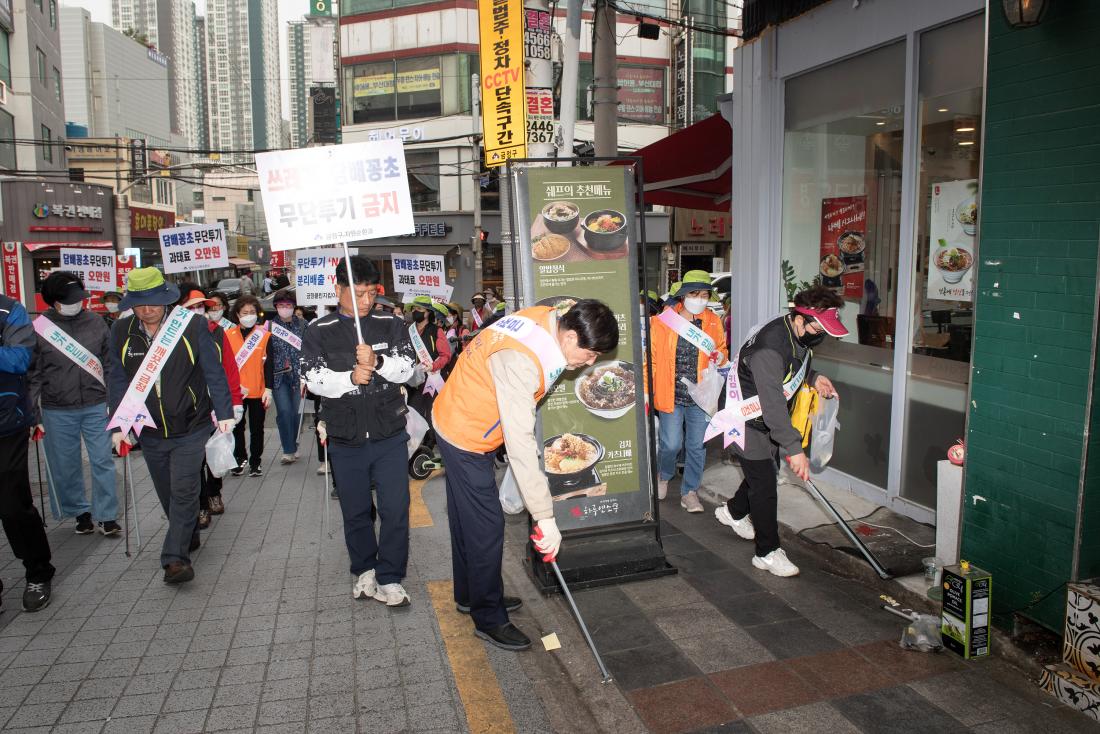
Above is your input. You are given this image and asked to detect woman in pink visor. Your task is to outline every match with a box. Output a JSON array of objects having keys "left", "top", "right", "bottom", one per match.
[{"left": 713, "top": 285, "right": 845, "bottom": 577}]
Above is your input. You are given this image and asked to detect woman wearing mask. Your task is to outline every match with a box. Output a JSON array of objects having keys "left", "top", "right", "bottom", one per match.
[
  {"left": 713, "top": 285, "right": 843, "bottom": 578},
  {"left": 226, "top": 296, "right": 272, "bottom": 477},
  {"left": 269, "top": 291, "right": 307, "bottom": 464},
  {"left": 647, "top": 270, "right": 728, "bottom": 513},
  {"left": 101, "top": 291, "right": 126, "bottom": 325},
  {"left": 177, "top": 285, "right": 243, "bottom": 526},
  {"left": 207, "top": 292, "right": 233, "bottom": 331},
  {"left": 407, "top": 296, "right": 452, "bottom": 417}
]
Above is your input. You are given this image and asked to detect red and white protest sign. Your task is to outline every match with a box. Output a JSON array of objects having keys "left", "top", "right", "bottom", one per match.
[
  {"left": 59, "top": 248, "right": 116, "bottom": 292},
  {"left": 159, "top": 223, "right": 229, "bottom": 274},
  {"left": 2, "top": 242, "right": 23, "bottom": 303},
  {"left": 116, "top": 254, "right": 136, "bottom": 289}
]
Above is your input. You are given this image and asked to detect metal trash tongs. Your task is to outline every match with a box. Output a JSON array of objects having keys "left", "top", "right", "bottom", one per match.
[{"left": 532, "top": 527, "right": 613, "bottom": 684}]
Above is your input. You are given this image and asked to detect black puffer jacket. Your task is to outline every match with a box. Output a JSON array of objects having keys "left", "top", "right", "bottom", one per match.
[{"left": 28, "top": 309, "right": 112, "bottom": 417}]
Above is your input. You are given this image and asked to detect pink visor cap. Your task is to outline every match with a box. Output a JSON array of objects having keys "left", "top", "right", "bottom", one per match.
[{"left": 794, "top": 306, "right": 848, "bottom": 337}]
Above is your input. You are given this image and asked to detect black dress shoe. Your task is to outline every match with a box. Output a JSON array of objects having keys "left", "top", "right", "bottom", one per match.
[
  {"left": 456, "top": 596, "right": 523, "bottom": 615},
  {"left": 189, "top": 534, "right": 201, "bottom": 552},
  {"left": 163, "top": 562, "right": 194, "bottom": 584},
  {"left": 474, "top": 623, "right": 531, "bottom": 651}
]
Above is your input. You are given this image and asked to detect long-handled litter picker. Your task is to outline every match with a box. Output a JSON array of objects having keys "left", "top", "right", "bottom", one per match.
[
  {"left": 788, "top": 460, "right": 892, "bottom": 580},
  {"left": 531, "top": 527, "right": 613, "bottom": 684},
  {"left": 119, "top": 437, "right": 142, "bottom": 555},
  {"left": 30, "top": 428, "right": 48, "bottom": 527}
]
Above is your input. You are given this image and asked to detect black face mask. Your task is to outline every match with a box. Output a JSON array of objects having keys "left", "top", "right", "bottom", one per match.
[
  {"left": 798, "top": 330, "right": 826, "bottom": 348},
  {"left": 411, "top": 311, "right": 426, "bottom": 324}
]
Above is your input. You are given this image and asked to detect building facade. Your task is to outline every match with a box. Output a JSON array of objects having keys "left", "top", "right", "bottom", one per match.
[
  {"left": 287, "top": 20, "right": 312, "bottom": 148},
  {"left": 204, "top": 0, "right": 281, "bottom": 156},
  {"left": 5, "top": 0, "right": 66, "bottom": 172},
  {"left": 60, "top": 7, "right": 172, "bottom": 144},
  {"left": 192, "top": 15, "right": 208, "bottom": 151}
]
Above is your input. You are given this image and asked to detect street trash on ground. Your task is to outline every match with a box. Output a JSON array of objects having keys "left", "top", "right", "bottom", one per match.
[
  {"left": 542, "top": 633, "right": 561, "bottom": 651},
  {"left": 900, "top": 614, "right": 944, "bottom": 652},
  {"left": 205, "top": 430, "right": 237, "bottom": 477}
]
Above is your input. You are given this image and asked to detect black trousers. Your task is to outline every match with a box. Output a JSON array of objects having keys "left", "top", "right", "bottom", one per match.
[
  {"left": 0, "top": 431, "right": 55, "bottom": 584},
  {"left": 436, "top": 435, "right": 508, "bottom": 631},
  {"left": 328, "top": 432, "right": 409, "bottom": 584},
  {"left": 200, "top": 460, "right": 222, "bottom": 506},
  {"left": 727, "top": 456, "right": 781, "bottom": 557},
  {"left": 233, "top": 398, "right": 265, "bottom": 469}
]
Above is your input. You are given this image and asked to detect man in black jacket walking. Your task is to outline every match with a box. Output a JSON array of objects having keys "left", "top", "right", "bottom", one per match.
[
  {"left": 302, "top": 256, "right": 416, "bottom": 607},
  {"left": 105, "top": 268, "right": 233, "bottom": 584}
]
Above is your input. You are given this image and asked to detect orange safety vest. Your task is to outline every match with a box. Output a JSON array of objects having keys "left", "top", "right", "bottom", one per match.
[
  {"left": 225, "top": 324, "right": 270, "bottom": 398},
  {"left": 647, "top": 304, "right": 728, "bottom": 415},
  {"left": 434, "top": 306, "right": 557, "bottom": 453}
]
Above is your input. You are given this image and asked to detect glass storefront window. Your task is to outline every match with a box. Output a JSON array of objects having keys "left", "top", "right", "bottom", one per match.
[
  {"left": 0, "top": 108, "right": 14, "bottom": 170},
  {"left": 348, "top": 55, "right": 470, "bottom": 123},
  {"left": 406, "top": 150, "right": 440, "bottom": 211},
  {"left": 781, "top": 40, "right": 906, "bottom": 490},
  {"left": 348, "top": 61, "right": 396, "bottom": 124},
  {"left": 900, "top": 14, "right": 984, "bottom": 508}
]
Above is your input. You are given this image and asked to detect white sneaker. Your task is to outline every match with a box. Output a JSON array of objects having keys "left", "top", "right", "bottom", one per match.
[
  {"left": 657, "top": 479, "right": 668, "bottom": 500},
  {"left": 352, "top": 569, "right": 377, "bottom": 599},
  {"left": 373, "top": 582, "right": 411, "bottom": 607},
  {"left": 280, "top": 453, "right": 298, "bottom": 465},
  {"left": 715, "top": 505, "right": 755, "bottom": 540},
  {"left": 752, "top": 549, "right": 800, "bottom": 577},
  {"left": 680, "top": 491, "right": 704, "bottom": 513},
  {"left": 316, "top": 464, "right": 328, "bottom": 475}
]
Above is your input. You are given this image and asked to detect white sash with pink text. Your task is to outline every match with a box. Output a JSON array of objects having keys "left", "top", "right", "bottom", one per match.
[
  {"left": 235, "top": 324, "right": 267, "bottom": 369},
  {"left": 270, "top": 322, "right": 302, "bottom": 351},
  {"left": 107, "top": 307, "right": 194, "bottom": 436},
  {"left": 656, "top": 307, "right": 719, "bottom": 360},
  {"left": 33, "top": 316, "right": 104, "bottom": 385},
  {"left": 409, "top": 325, "right": 446, "bottom": 397},
  {"left": 487, "top": 314, "right": 567, "bottom": 387}
]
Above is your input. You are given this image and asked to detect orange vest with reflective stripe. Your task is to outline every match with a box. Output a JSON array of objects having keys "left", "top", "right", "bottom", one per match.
[
  {"left": 225, "top": 325, "right": 270, "bottom": 398},
  {"left": 433, "top": 306, "right": 556, "bottom": 453}
]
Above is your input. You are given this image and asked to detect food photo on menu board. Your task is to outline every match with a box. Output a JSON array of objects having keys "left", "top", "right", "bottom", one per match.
[
  {"left": 514, "top": 166, "right": 652, "bottom": 529},
  {"left": 927, "top": 179, "right": 977, "bottom": 302},
  {"left": 819, "top": 195, "right": 867, "bottom": 300}
]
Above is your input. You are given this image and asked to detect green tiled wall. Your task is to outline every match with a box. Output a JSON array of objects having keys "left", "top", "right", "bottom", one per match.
[{"left": 962, "top": 1, "right": 1100, "bottom": 632}]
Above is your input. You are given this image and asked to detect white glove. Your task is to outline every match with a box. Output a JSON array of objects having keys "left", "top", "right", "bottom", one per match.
[
  {"left": 217, "top": 419, "right": 235, "bottom": 433},
  {"left": 408, "top": 364, "right": 427, "bottom": 388},
  {"left": 111, "top": 431, "right": 129, "bottom": 452},
  {"left": 261, "top": 388, "right": 273, "bottom": 409},
  {"left": 317, "top": 420, "right": 327, "bottom": 445},
  {"left": 233, "top": 404, "right": 245, "bottom": 424},
  {"left": 534, "top": 518, "right": 562, "bottom": 559}
]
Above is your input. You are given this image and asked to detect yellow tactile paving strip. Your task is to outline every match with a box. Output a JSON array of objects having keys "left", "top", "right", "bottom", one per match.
[
  {"left": 427, "top": 579, "right": 517, "bottom": 734},
  {"left": 409, "top": 477, "right": 433, "bottom": 528}
]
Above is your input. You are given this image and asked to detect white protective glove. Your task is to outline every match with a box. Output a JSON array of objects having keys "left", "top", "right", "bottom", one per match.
[
  {"left": 233, "top": 404, "right": 245, "bottom": 424},
  {"left": 217, "top": 419, "right": 235, "bottom": 433},
  {"left": 534, "top": 518, "right": 562, "bottom": 559},
  {"left": 111, "top": 431, "right": 129, "bottom": 453},
  {"left": 317, "top": 420, "right": 327, "bottom": 445},
  {"left": 261, "top": 388, "right": 273, "bottom": 409}
]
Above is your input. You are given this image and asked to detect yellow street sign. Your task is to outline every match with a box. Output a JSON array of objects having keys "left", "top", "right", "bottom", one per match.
[{"left": 477, "top": 0, "right": 526, "bottom": 167}]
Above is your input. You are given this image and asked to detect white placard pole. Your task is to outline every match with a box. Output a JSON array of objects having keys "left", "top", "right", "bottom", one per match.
[{"left": 341, "top": 241, "right": 364, "bottom": 346}]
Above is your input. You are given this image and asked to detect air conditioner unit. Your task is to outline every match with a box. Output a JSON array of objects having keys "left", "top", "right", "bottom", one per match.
[{"left": 0, "top": 80, "right": 8, "bottom": 105}]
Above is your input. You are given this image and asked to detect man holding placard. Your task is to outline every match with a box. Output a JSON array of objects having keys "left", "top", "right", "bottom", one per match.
[
  {"left": 105, "top": 268, "right": 234, "bottom": 584},
  {"left": 302, "top": 256, "right": 418, "bottom": 607}
]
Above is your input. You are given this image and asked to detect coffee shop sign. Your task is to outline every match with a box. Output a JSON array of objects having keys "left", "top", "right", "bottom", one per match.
[
  {"left": 33, "top": 203, "right": 104, "bottom": 220},
  {"left": 401, "top": 222, "right": 448, "bottom": 238}
]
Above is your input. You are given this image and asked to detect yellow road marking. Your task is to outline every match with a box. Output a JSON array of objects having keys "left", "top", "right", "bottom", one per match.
[
  {"left": 409, "top": 477, "right": 433, "bottom": 528},
  {"left": 428, "top": 580, "right": 516, "bottom": 734}
]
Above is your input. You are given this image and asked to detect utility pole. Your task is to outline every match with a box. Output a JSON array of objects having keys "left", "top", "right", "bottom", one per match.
[
  {"left": 113, "top": 135, "right": 131, "bottom": 257},
  {"left": 558, "top": 0, "right": 583, "bottom": 159},
  {"left": 471, "top": 74, "right": 483, "bottom": 295},
  {"left": 592, "top": 0, "right": 618, "bottom": 157}
]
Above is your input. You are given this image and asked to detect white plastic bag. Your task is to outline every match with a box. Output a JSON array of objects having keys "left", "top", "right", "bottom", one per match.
[
  {"left": 205, "top": 430, "right": 237, "bottom": 478},
  {"left": 407, "top": 364, "right": 427, "bottom": 388},
  {"left": 498, "top": 466, "right": 525, "bottom": 515},
  {"left": 405, "top": 405, "right": 429, "bottom": 458},
  {"left": 681, "top": 363, "right": 724, "bottom": 416},
  {"left": 809, "top": 396, "right": 840, "bottom": 472}
]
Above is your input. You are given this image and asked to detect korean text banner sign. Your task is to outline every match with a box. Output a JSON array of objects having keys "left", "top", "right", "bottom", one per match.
[
  {"left": 391, "top": 253, "right": 450, "bottom": 298},
  {"left": 513, "top": 165, "right": 652, "bottom": 532},
  {"left": 59, "top": 248, "right": 115, "bottom": 292},
  {"left": 294, "top": 247, "right": 358, "bottom": 307},
  {"left": 819, "top": 196, "right": 866, "bottom": 301},
  {"left": 256, "top": 141, "right": 415, "bottom": 251},
  {"left": 158, "top": 223, "right": 229, "bottom": 274},
  {"left": 927, "top": 179, "right": 977, "bottom": 303},
  {"left": 477, "top": 0, "right": 526, "bottom": 167}
]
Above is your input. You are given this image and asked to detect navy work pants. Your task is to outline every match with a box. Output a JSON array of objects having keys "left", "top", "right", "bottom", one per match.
[
  {"left": 436, "top": 435, "right": 508, "bottom": 631},
  {"left": 328, "top": 432, "right": 409, "bottom": 584}
]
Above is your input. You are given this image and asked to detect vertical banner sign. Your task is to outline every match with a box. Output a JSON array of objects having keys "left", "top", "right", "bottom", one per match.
[
  {"left": 2, "top": 242, "right": 22, "bottom": 304},
  {"left": 513, "top": 165, "right": 652, "bottom": 532},
  {"left": 293, "top": 247, "right": 358, "bottom": 307},
  {"left": 59, "top": 248, "right": 116, "bottom": 292},
  {"left": 927, "top": 179, "right": 977, "bottom": 303},
  {"left": 477, "top": 0, "right": 526, "bottom": 167},
  {"left": 819, "top": 196, "right": 866, "bottom": 301},
  {"left": 116, "top": 254, "right": 135, "bottom": 289},
  {"left": 257, "top": 141, "right": 414, "bottom": 250},
  {"left": 526, "top": 88, "right": 555, "bottom": 145},
  {"left": 158, "top": 223, "right": 230, "bottom": 274}
]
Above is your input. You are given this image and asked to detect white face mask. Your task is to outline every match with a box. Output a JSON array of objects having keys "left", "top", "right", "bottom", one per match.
[
  {"left": 189, "top": 306, "right": 206, "bottom": 315},
  {"left": 277, "top": 306, "right": 294, "bottom": 320},
  {"left": 57, "top": 301, "right": 83, "bottom": 316},
  {"left": 239, "top": 314, "right": 258, "bottom": 328},
  {"left": 105, "top": 302, "right": 120, "bottom": 314},
  {"left": 682, "top": 297, "right": 709, "bottom": 315},
  {"left": 446, "top": 315, "right": 456, "bottom": 326},
  {"left": 208, "top": 309, "right": 223, "bottom": 321}
]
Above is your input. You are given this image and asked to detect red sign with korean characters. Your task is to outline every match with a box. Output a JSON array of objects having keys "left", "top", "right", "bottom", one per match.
[
  {"left": 819, "top": 196, "right": 867, "bottom": 300},
  {"left": 618, "top": 66, "right": 666, "bottom": 125},
  {"left": 2, "top": 242, "right": 22, "bottom": 304}
]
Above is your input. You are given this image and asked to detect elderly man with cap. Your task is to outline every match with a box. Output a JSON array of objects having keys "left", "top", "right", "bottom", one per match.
[
  {"left": 28, "top": 272, "right": 120, "bottom": 536},
  {"left": 105, "top": 268, "right": 234, "bottom": 584},
  {"left": 433, "top": 299, "right": 618, "bottom": 650},
  {"left": 648, "top": 270, "right": 729, "bottom": 513},
  {"left": 713, "top": 285, "right": 843, "bottom": 578},
  {"left": 269, "top": 289, "right": 307, "bottom": 464}
]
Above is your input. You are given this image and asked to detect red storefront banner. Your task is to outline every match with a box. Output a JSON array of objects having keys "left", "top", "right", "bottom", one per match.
[
  {"left": 618, "top": 66, "right": 665, "bottom": 125},
  {"left": 2, "top": 242, "right": 22, "bottom": 304},
  {"left": 117, "top": 254, "right": 136, "bottom": 288},
  {"left": 270, "top": 250, "right": 288, "bottom": 270},
  {"left": 130, "top": 207, "right": 176, "bottom": 239},
  {"left": 819, "top": 196, "right": 867, "bottom": 301}
]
